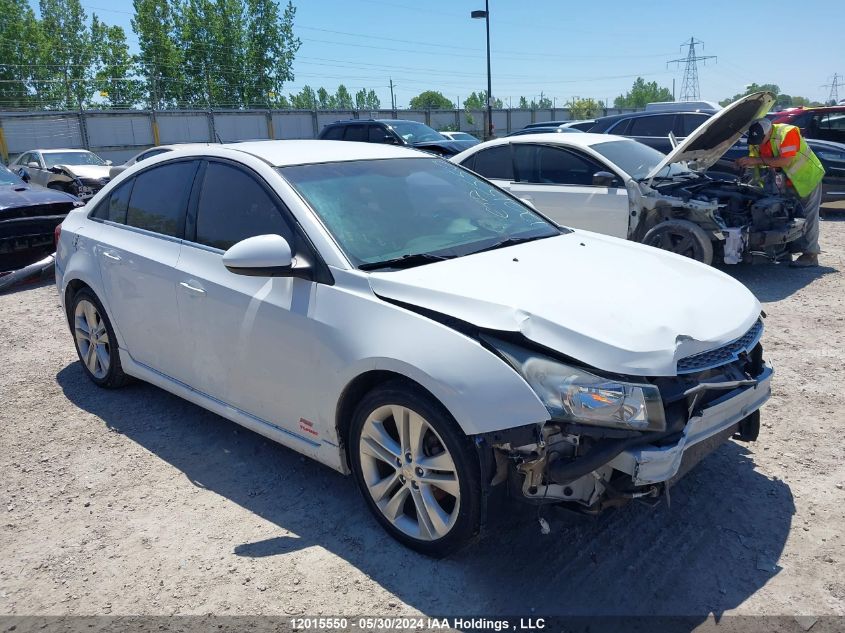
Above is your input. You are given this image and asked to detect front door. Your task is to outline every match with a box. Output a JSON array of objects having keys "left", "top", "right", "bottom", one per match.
[
  {"left": 506, "top": 144, "right": 629, "bottom": 238},
  {"left": 175, "top": 160, "right": 321, "bottom": 440}
]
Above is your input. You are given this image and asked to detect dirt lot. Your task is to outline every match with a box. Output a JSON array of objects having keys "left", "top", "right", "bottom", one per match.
[{"left": 1, "top": 210, "right": 844, "bottom": 622}]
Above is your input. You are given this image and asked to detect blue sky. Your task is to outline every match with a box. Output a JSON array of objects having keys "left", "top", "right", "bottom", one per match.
[{"left": 29, "top": 0, "right": 845, "bottom": 107}]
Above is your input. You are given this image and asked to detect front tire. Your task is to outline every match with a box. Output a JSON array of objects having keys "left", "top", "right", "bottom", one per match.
[
  {"left": 642, "top": 219, "right": 714, "bottom": 265},
  {"left": 348, "top": 381, "right": 481, "bottom": 557},
  {"left": 70, "top": 288, "right": 129, "bottom": 388}
]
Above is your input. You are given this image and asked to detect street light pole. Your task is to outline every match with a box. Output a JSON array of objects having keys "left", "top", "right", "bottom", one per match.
[{"left": 472, "top": 1, "right": 493, "bottom": 140}]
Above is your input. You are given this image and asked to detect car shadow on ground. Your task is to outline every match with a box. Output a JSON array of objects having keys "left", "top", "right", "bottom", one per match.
[
  {"left": 722, "top": 263, "right": 838, "bottom": 303},
  {"left": 57, "top": 363, "right": 794, "bottom": 622}
]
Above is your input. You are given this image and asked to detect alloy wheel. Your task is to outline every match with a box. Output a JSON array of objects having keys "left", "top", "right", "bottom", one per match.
[
  {"left": 74, "top": 299, "right": 110, "bottom": 379},
  {"left": 358, "top": 405, "right": 460, "bottom": 541}
]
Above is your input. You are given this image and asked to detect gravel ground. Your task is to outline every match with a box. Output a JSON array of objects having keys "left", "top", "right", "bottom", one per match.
[{"left": 1, "top": 211, "right": 844, "bottom": 621}]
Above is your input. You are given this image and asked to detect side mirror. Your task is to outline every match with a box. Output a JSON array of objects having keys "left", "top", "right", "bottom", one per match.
[
  {"left": 222, "top": 234, "right": 311, "bottom": 279},
  {"left": 592, "top": 171, "right": 617, "bottom": 187},
  {"left": 27, "top": 161, "right": 39, "bottom": 169},
  {"left": 17, "top": 168, "right": 30, "bottom": 182},
  {"left": 105, "top": 160, "right": 113, "bottom": 166}
]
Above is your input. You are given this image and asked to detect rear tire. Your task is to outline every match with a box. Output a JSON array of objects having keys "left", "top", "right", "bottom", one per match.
[
  {"left": 348, "top": 380, "right": 481, "bottom": 557},
  {"left": 70, "top": 288, "right": 129, "bottom": 388},
  {"left": 642, "top": 219, "right": 714, "bottom": 265}
]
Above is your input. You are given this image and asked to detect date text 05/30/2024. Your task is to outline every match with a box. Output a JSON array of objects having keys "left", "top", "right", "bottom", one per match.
[{"left": 290, "top": 617, "right": 546, "bottom": 631}]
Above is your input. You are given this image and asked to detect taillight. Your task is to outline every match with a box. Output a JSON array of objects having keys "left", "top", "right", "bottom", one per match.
[{"left": 54, "top": 223, "right": 61, "bottom": 248}]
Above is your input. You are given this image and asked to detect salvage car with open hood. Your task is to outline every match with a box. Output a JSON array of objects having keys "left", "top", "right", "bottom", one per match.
[
  {"left": 55, "top": 140, "right": 771, "bottom": 555},
  {"left": 453, "top": 91, "right": 804, "bottom": 265},
  {"left": 10, "top": 149, "right": 113, "bottom": 201}
]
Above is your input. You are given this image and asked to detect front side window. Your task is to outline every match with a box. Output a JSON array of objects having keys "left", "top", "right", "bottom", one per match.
[
  {"left": 469, "top": 145, "right": 514, "bottom": 180},
  {"left": 343, "top": 125, "right": 368, "bottom": 142},
  {"left": 43, "top": 151, "right": 106, "bottom": 167},
  {"left": 280, "top": 158, "right": 559, "bottom": 268},
  {"left": 194, "top": 162, "right": 292, "bottom": 251},
  {"left": 679, "top": 114, "right": 709, "bottom": 137},
  {"left": 125, "top": 161, "right": 197, "bottom": 237},
  {"left": 513, "top": 145, "right": 601, "bottom": 186}
]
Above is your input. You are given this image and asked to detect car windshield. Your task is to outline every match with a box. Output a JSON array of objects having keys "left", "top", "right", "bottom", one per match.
[
  {"left": 43, "top": 151, "right": 106, "bottom": 167},
  {"left": 280, "top": 158, "right": 561, "bottom": 269},
  {"left": 385, "top": 121, "right": 447, "bottom": 143},
  {"left": 591, "top": 139, "right": 691, "bottom": 180},
  {"left": 0, "top": 165, "right": 23, "bottom": 185}
]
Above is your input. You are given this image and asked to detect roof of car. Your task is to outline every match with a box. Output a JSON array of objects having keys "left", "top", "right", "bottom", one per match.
[
  {"left": 468, "top": 132, "right": 631, "bottom": 149},
  {"left": 223, "top": 139, "right": 425, "bottom": 166},
  {"left": 38, "top": 148, "right": 94, "bottom": 153}
]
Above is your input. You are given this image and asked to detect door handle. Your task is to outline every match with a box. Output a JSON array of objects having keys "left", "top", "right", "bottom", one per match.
[
  {"left": 101, "top": 251, "right": 121, "bottom": 262},
  {"left": 179, "top": 281, "right": 206, "bottom": 295}
]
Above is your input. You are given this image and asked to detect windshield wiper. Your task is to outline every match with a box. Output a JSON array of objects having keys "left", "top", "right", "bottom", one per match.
[
  {"left": 470, "top": 233, "right": 553, "bottom": 255},
  {"left": 358, "top": 252, "right": 452, "bottom": 271}
]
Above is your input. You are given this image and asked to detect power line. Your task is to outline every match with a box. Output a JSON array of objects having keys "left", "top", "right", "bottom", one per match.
[{"left": 667, "top": 37, "right": 716, "bottom": 102}]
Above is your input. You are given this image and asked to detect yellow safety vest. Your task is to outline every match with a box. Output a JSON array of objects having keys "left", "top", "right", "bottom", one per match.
[{"left": 749, "top": 123, "right": 825, "bottom": 198}]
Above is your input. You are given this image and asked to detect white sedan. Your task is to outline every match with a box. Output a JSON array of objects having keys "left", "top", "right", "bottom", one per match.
[{"left": 56, "top": 140, "right": 771, "bottom": 555}]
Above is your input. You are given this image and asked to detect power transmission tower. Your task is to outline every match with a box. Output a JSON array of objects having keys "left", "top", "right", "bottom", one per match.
[
  {"left": 822, "top": 73, "right": 841, "bottom": 105},
  {"left": 667, "top": 37, "right": 716, "bottom": 102}
]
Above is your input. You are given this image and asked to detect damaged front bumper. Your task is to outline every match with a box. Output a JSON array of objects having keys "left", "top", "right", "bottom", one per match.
[
  {"left": 608, "top": 364, "right": 771, "bottom": 486},
  {"left": 497, "top": 363, "right": 773, "bottom": 511}
]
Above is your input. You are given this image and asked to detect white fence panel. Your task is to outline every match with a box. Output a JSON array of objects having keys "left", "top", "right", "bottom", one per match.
[
  {"left": 156, "top": 113, "right": 211, "bottom": 144},
  {"left": 401, "top": 111, "right": 427, "bottom": 124},
  {"left": 429, "top": 111, "right": 457, "bottom": 130},
  {"left": 213, "top": 113, "right": 268, "bottom": 142},
  {"left": 3, "top": 115, "right": 83, "bottom": 155},
  {"left": 86, "top": 114, "right": 153, "bottom": 148},
  {"left": 316, "top": 111, "right": 355, "bottom": 133},
  {"left": 510, "top": 110, "right": 532, "bottom": 130},
  {"left": 273, "top": 112, "right": 314, "bottom": 138}
]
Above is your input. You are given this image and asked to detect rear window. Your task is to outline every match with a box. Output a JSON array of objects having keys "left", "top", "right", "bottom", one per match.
[
  {"left": 125, "top": 161, "right": 198, "bottom": 238},
  {"left": 628, "top": 115, "right": 675, "bottom": 137},
  {"left": 321, "top": 126, "right": 344, "bottom": 140}
]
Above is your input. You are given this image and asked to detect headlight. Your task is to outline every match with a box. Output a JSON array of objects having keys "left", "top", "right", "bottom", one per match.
[{"left": 489, "top": 337, "right": 666, "bottom": 432}]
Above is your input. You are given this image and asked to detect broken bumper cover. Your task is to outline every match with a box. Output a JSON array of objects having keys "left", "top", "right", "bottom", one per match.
[
  {"left": 608, "top": 364, "right": 772, "bottom": 486},
  {"left": 746, "top": 219, "right": 805, "bottom": 249}
]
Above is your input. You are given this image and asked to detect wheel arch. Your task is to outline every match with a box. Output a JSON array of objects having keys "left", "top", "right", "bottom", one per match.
[{"left": 335, "top": 369, "right": 447, "bottom": 468}]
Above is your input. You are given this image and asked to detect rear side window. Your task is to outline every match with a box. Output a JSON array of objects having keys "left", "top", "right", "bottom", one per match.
[
  {"left": 470, "top": 145, "right": 514, "bottom": 180},
  {"left": 343, "top": 125, "right": 367, "bottom": 142},
  {"left": 629, "top": 114, "right": 675, "bottom": 137},
  {"left": 137, "top": 148, "right": 170, "bottom": 162},
  {"left": 125, "top": 161, "right": 197, "bottom": 238},
  {"left": 321, "top": 126, "right": 343, "bottom": 140},
  {"left": 90, "top": 179, "right": 133, "bottom": 223},
  {"left": 194, "top": 162, "right": 293, "bottom": 251}
]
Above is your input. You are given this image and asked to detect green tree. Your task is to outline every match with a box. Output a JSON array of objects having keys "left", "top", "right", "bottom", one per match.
[
  {"left": 365, "top": 89, "right": 380, "bottom": 109},
  {"left": 409, "top": 90, "right": 453, "bottom": 109},
  {"left": 464, "top": 90, "right": 502, "bottom": 109},
  {"left": 38, "top": 0, "right": 95, "bottom": 109},
  {"left": 0, "top": 0, "right": 43, "bottom": 108},
  {"left": 244, "top": 0, "right": 301, "bottom": 108},
  {"left": 518, "top": 96, "right": 529, "bottom": 109},
  {"left": 718, "top": 83, "right": 780, "bottom": 107},
  {"left": 335, "top": 84, "right": 353, "bottom": 109},
  {"left": 91, "top": 16, "right": 142, "bottom": 108},
  {"left": 289, "top": 85, "right": 316, "bottom": 109},
  {"left": 566, "top": 97, "right": 603, "bottom": 120},
  {"left": 132, "top": 0, "right": 185, "bottom": 108},
  {"left": 614, "top": 77, "right": 673, "bottom": 109}
]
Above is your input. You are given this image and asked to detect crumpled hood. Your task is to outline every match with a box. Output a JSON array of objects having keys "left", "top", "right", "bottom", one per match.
[
  {"left": 0, "top": 183, "right": 78, "bottom": 210},
  {"left": 368, "top": 232, "right": 761, "bottom": 377},
  {"left": 57, "top": 164, "right": 111, "bottom": 181},
  {"left": 646, "top": 91, "right": 775, "bottom": 180}
]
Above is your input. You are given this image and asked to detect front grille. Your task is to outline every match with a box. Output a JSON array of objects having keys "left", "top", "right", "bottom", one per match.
[{"left": 677, "top": 319, "right": 764, "bottom": 374}]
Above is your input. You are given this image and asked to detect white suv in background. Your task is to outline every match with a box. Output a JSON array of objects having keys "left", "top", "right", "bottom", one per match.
[{"left": 56, "top": 140, "right": 772, "bottom": 555}]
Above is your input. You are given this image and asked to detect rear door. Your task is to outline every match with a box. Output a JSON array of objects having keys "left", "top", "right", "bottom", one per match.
[
  {"left": 174, "top": 159, "right": 322, "bottom": 440},
  {"left": 93, "top": 160, "right": 199, "bottom": 377},
  {"left": 506, "top": 144, "right": 629, "bottom": 237}
]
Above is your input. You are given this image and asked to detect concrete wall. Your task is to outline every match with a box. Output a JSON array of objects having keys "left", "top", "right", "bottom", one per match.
[{"left": 0, "top": 107, "right": 639, "bottom": 164}]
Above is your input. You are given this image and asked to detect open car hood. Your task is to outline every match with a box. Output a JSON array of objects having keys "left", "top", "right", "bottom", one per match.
[{"left": 645, "top": 91, "right": 775, "bottom": 181}]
